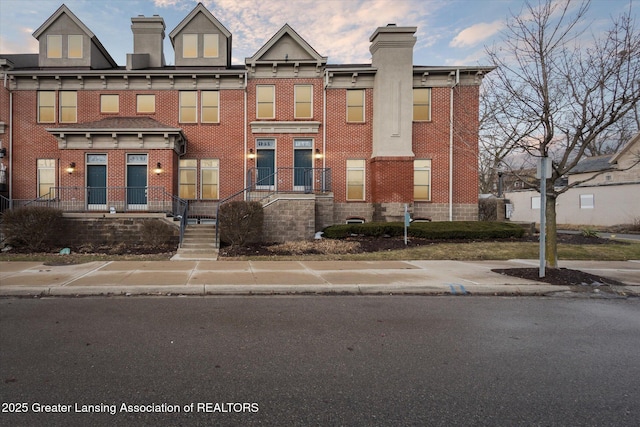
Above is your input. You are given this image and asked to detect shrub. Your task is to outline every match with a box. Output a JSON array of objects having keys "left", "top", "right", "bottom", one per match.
[
  {"left": 323, "top": 221, "right": 525, "bottom": 240},
  {"left": 0, "top": 206, "right": 64, "bottom": 251},
  {"left": 478, "top": 198, "right": 498, "bottom": 221},
  {"left": 218, "top": 201, "right": 264, "bottom": 246},
  {"left": 141, "top": 219, "right": 177, "bottom": 247}
]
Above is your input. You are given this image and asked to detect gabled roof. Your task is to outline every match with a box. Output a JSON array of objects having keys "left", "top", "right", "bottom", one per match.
[
  {"left": 611, "top": 131, "right": 640, "bottom": 164},
  {"left": 32, "top": 4, "right": 93, "bottom": 39},
  {"left": 169, "top": 2, "right": 231, "bottom": 46},
  {"left": 570, "top": 155, "right": 615, "bottom": 174},
  {"left": 31, "top": 4, "right": 117, "bottom": 68},
  {"left": 245, "top": 23, "right": 327, "bottom": 66}
]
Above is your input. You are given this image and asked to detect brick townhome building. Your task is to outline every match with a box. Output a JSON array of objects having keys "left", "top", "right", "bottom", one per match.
[{"left": 0, "top": 3, "right": 491, "bottom": 242}]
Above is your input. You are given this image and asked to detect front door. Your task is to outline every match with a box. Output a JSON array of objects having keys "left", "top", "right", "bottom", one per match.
[
  {"left": 126, "top": 154, "right": 147, "bottom": 210},
  {"left": 86, "top": 154, "right": 107, "bottom": 210},
  {"left": 294, "top": 148, "right": 312, "bottom": 192},
  {"left": 256, "top": 149, "right": 275, "bottom": 189},
  {"left": 87, "top": 164, "right": 107, "bottom": 209}
]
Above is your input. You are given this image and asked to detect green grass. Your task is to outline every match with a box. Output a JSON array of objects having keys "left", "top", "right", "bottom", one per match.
[
  {"left": 221, "top": 241, "right": 640, "bottom": 262},
  {"left": 1, "top": 241, "right": 638, "bottom": 264}
]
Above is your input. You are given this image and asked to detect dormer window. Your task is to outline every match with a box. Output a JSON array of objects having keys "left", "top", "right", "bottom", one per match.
[
  {"left": 68, "top": 35, "right": 83, "bottom": 58},
  {"left": 183, "top": 34, "right": 198, "bottom": 58},
  {"left": 47, "top": 35, "right": 62, "bottom": 58},
  {"left": 182, "top": 34, "right": 219, "bottom": 59},
  {"left": 203, "top": 34, "right": 219, "bottom": 58}
]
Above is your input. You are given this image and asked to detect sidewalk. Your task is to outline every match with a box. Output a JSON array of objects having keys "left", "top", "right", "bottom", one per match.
[{"left": 1, "top": 259, "right": 639, "bottom": 297}]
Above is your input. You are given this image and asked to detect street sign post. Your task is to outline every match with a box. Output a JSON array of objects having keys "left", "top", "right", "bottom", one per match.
[{"left": 536, "top": 157, "right": 552, "bottom": 278}]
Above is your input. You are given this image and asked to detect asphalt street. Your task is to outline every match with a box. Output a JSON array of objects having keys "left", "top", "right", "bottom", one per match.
[{"left": 1, "top": 296, "right": 639, "bottom": 426}]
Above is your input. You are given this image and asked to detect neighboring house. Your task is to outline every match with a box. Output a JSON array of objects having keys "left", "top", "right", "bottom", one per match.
[
  {"left": 0, "top": 3, "right": 491, "bottom": 241},
  {"left": 504, "top": 133, "right": 640, "bottom": 226}
]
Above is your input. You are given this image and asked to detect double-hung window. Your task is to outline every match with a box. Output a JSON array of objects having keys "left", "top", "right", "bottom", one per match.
[
  {"left": 295, "top": 85, "right": 312, "bottom": 118},
  {"left": 346, "top": 159, "right": 366, "bottom": 201},
  {"left": 414, "top": 159, "right": 432, "bottom": 201},
  {"left": 257, "top": 85, "right": 275, "bottom": 119},
  {"left": 180, "top": 91, "right": 197, "bottom": 123},
  {"left": 38, "top": 91, "right": 55, "bottom": 123},
  {"left": 346, "top": 90, "right": 364, "bottom": 123},
  {"left": 59, "top": 91, "right": 77, "bottom": 123},
  {"left": 201, "top": 91, "right": 219, "bottom": 123},
  {"left": 413, "top": 88, "right": 431, "bottom": 121}
]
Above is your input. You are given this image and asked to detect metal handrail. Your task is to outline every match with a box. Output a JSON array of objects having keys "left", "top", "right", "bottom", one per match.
[{"left": 2, "top": 187, "right": 189, "bottom": 247}]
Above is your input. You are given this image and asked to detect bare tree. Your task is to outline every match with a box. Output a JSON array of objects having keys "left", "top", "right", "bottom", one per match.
[{"left": 484, "top": 0, "right": 640, "bottom": 268}]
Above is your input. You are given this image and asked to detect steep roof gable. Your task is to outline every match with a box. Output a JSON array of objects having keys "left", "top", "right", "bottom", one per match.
[
  {"left": 32, "top": 4, "right": 94, "bottom": 39},
  {"left": 31, "top": 4, "right": 117, "bottom": 68},
  {"left": 246, "top": 24, "right": 327, "bottom": 66},
  {"left": 169, "top": 2, "right": 231, "bottom": 43}
]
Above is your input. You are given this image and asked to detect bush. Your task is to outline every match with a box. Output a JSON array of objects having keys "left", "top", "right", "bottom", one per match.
[
  {"left": 478, "top": 198, "right": 498, "bottom": 221},
  {"left": 218, "top": 201, "right": 264, "bottom": 246},
  {"left": 323, "top": 221, "right": 525, "bottom": 240},
  {"left": 0, "top": 206, "right": 64, "bottom": 251}
]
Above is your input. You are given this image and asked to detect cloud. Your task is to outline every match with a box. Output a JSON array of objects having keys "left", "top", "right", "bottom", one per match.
[
  {"left": 450, "top": 20, "right": 504, "bottom": 48},
  {"left": 203, "top": 0, "right": 433, "bottom": 64}
]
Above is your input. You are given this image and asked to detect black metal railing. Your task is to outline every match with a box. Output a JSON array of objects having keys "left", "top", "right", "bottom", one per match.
[
  {"left": 214, "top": 167, "right": 332, "bottom": 247},
  {"left": 2, "top": 187, "right": 189, "bottom": 247}
]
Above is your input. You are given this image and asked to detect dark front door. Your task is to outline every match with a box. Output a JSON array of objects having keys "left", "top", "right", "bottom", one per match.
[
  {"left": 256, "top": 149, "right": 275, "bottom": 188},
  {"left": 87, "top": 165, "right": 107, "bottom": 207},
  {"left": 294, "top": 149, "right": 312, "bottom": 191},
  {"left": 127, "top": 164, "right": 147, "bottom": 208}
]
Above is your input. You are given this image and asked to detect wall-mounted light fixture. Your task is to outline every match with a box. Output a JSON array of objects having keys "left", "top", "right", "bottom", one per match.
[
  {"left": 0, "top": 148, "right": 6, "bottom": 158},
  {"left": 153, "top": 162, "right": 163, "bottom": 175},
  {"left": 248, "top": 148, "right": 256, "bottom": 159},
  {"left": 315, "top": 148, "right": 323, "bottom": 159},
  {"left": 65, "top": 162, "right": 76, "bottom": 174}
]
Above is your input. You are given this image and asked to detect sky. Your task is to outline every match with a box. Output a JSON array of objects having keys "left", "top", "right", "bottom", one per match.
[{"left": 0, "top": 0, "right": 638, "bottom": 67}]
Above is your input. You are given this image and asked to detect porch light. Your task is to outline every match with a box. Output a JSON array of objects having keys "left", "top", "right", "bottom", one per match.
[
  {"left": 153, "top": 162, "right": 163, "bottom": 175},
  {"left": 315, "top": 148, "right": 323, "bottom": 159},
  {"left": 65, "top": 162, "right": 76, "bottom": 174},
  {"left": 248, "top": 148, "right": 256, "bottom": 159}
]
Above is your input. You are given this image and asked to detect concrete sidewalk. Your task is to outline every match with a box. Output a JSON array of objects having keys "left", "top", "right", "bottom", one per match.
[{"left": 1, "top": 259, "right": 638, "bottom": 297}]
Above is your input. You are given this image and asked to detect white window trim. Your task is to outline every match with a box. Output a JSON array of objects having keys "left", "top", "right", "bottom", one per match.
[
  {"left": 200, "top": 159, "right": 220, "bottom": 200},
  {"left": 346, "top": 159, "right": 366, "bottom": 201},
  {"left": 100, "top": 94, "right": 119, "bottom": 114},
  {"left": 59, "top": 91, "right": 77, "bottom": 123},
  {"left": 38, "top": 91, "right": 55, "bottom": 123},
  {"left": 183, "top": 34, "right": 198, "bottom": 59},
  {"left": 294, "top": 85, "right": 313, "bottom": 119},
  {"left": 136, "top": 94, "right": 156, "bottom": 114},
  {"left": 203, "top": 34, "right": 219, "bottom": 58},
  {"left": 346, "top": 89, "right": 365, "bottom": 123},
  {"left": 201, "top": 91, "right": 220, "bottom": 124},
  {"left": 68, "top": 35, "right": 83, "bottom": 59},
  {"left": 414, "top": 159, "right": 432, "bottom": 201},
  {"left": 256, "top": 85, "right": 275, "bottom": 119},
  {"left": 179, "top": 91, "right": 198, "bottom": 123},
  {"left": 47, "top": 35, "right": 62, "bottom": 58}
]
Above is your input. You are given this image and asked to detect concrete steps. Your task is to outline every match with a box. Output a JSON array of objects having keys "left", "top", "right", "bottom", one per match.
[{"left": 171, "top": 224, "right": 219, "bottom": 261}]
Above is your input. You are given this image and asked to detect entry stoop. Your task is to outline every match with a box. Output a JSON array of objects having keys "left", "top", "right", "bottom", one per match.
[{"left": 171, "top": 224, "right": 219, "bottom": 260}]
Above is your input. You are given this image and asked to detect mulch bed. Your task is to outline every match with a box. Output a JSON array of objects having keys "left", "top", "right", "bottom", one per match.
[
  {"left": 491, "top": 267, "right": 627, "bottom": 290},
  {"left": 219, "top": 233, "right": 622, "bottom": 258}
]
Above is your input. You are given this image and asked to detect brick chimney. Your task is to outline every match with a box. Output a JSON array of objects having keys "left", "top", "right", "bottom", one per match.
[{"left": 127, "top": 15, "right": 166, "bottom": 69}]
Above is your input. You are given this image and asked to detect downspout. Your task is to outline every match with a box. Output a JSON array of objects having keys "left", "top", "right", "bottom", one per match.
[
  {"left": 323, "top": 70, "right": 327, "bottom": 170},
  {"left": 243, "top": 71, "right": 248, "bottom": 195},
  {"left": 449, "top": 69, "right": 459, "bottom": 221},
  {"left": 9, "top": 91, "right": 13, "bottom": 201}
]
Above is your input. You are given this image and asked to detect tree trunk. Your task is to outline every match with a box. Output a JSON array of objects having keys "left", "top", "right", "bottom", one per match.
[{"left": 545, "top": 193, "right": 558, "bottom": 268}]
